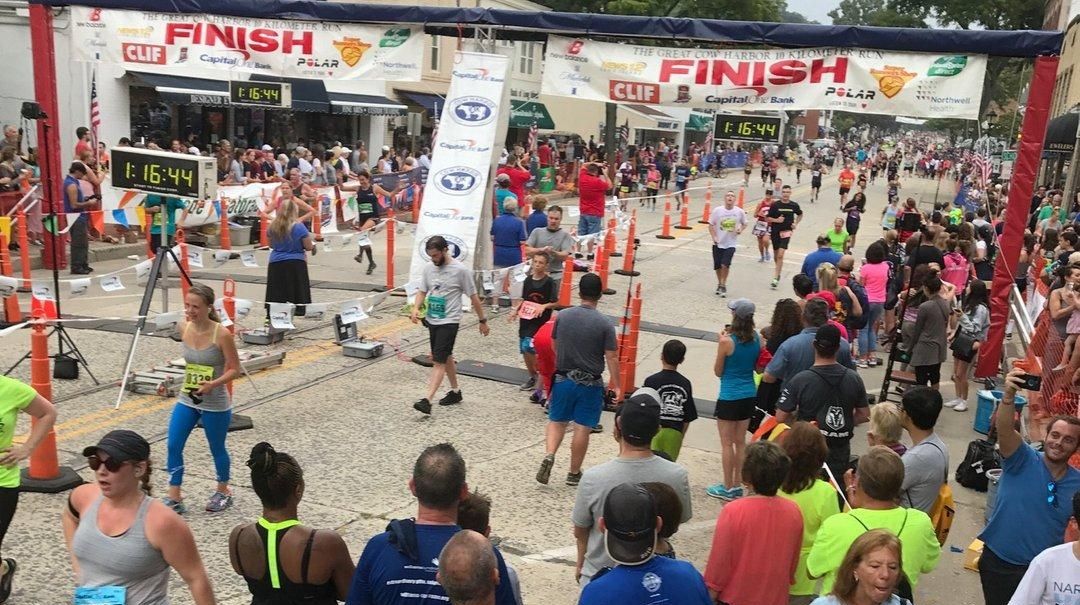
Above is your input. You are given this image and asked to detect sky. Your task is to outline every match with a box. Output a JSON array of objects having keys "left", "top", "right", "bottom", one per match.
[{"left": 786, "top": 0, "right": 840, "bottom": 24}]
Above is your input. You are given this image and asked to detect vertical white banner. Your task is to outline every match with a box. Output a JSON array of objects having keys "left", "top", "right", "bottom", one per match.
[{"left": 409, "top": 52, "right": 509, "bottom": 285}]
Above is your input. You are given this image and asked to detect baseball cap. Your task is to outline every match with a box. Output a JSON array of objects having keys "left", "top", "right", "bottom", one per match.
[
  {"left": 616, "top": 387, "right": 661, "bottom": 443},
  {"left": 382, "top": 145, "right": 390, "bottom": 152},
  {"left": 603, "top": 483, "right": 658, "bottom": 566},
  {"left": 807, "top": 290, "right": 837, "bottom": 308},
  {"left": 496, "top": 173, "right": 511, "bottom": 183},
  {"left": 814, "top": 323, "right": 842, "bottom": 351},
  {"left": 728, "top": 298, "right": 755, "bottom": 319},
  {"left": 82, "top": 429, "right": 150, "bottom": 462},
  {"left": 261, "top": 144, "right": 273, "bottom": 151},
  {"left": 188, "top": 146, "right": 201, "bottom": 155},
  {"left": 578, "top": 273, "right": 603, "bottom": 299}
]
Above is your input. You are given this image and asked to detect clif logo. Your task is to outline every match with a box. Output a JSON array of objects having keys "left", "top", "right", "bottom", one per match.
[
  {"left": 122, "top": 43, "right": 166, "bottom": 65},
  {"left": 609, "top": 81, "right": 659, "bottom": 104}
]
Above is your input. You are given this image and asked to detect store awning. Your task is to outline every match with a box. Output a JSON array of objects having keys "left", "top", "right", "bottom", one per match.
[
  {"left": 128, "top": 71, "right": 230, "bottom": 106},
  {"left": 398, "top": 91, "right": 445, "bottom": 115},
  {"left": 509, "top": 101, "right": 555, "bottom": 130},
  {"left": 624, "top": 104, "right": 681, "bottom": 131},
  {"left": 1045, "top": 108, "right": 1079, "bottom": 154},
  {"left": 685, "top": 113, "right": 712, "bottom": 132},
  {"left": 249, "top": 75, "right": 329, "bottom": 112},
  {"left": 328, "top": 93, "right": 408, "bottom": 117}
]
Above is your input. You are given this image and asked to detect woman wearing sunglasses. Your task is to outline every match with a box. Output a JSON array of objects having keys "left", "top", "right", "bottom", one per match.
[
  {"left": 62, "top": 430, "right": 216, "bottom": 604},
  {"left": 0, "top": 376, "right": 58, "bottom": 602},
  {"left": 165, "top": 283, "right": 241, "bottom": 514}
]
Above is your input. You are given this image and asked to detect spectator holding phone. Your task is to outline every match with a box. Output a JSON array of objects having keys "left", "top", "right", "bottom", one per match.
[{"left": 978, "top": 368, "right": 1080, "bottom": 605}]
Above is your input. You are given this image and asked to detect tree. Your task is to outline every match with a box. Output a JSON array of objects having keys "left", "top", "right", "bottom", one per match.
[
  {"left": 780, "top": 8, "right": 817, "bottom": 23},
  {"left": 827, "top": 0, "right": 928, "bottom": 27}
]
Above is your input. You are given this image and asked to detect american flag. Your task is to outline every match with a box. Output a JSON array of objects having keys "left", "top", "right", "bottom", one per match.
[
  {"left": 970, "top": 153, "right": 991, "bottom": 185},
  {"left": 89, "top": 67, "right": 101, "bottom": 150},
  {"left": 429, "top": 101, "right": 440, "bottom": 149},
  {"left": 617, "top": 120, "right": 630, "bottom": 149},
  {"left": 703, "top": 118, "right": 715, "bottom": 153},
  {"left": 527, "top": 121, "right": 538, "bottom": 152}
]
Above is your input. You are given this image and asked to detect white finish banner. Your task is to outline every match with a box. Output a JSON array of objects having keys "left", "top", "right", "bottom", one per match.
[
  {"left": 71, "top": 7, "right": 422, "bottom": 81},
  {"left": 542, "top": 36, "right": 986, "bottom": 119},
  {"left": 409, "top": 52, "right": 509, "bottom": 284}
]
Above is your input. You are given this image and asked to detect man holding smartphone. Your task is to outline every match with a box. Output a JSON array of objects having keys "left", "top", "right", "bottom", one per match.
[{"left": 978, "top": 368, "right": 1080, "bottom": 605}]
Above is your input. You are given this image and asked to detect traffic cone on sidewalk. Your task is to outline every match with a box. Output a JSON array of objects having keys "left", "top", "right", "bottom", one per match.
[
  {"left": 675, "top": 197, "right": 692, "bottom": 230},
  {"left": 699, "top": 188, "right": 712, "bottom": 224},
  {"left": 558, "top": 256, "right": 574, "bottom": 307},
  {"left": 656, "top": 197, "right": 675, "bottom": 240},
  {"left": 615, "top": 210, "right": 640, "bottom": 277}
]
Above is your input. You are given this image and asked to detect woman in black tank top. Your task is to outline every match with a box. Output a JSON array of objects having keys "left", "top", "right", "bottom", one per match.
[{"left": 229, "top": 443, "right": 354, "bottom": 604}]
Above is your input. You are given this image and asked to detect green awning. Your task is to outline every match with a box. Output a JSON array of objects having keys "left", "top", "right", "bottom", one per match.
[
  {"left": 509, "top": 101, "right": 555, "bottom": 130},
  {"left": 686, "top": 114, "right": 712, "bottom": 132}
]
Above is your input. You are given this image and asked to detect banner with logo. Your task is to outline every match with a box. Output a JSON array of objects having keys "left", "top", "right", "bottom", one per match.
[
  {"left": 542, "top": 35, "right": 986, "bottom": 119},
  {"left": 71, "top": 7, "right": 421, "bottom": 81},
  {"left": 409, "top": 52, "right": 509, "bottom": 285}
]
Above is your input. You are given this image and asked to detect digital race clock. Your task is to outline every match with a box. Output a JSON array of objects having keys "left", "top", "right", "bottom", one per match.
[
  {"left": 111, "top": 148, "right": 217, "bottom": 199},
  {"left": 229, "top": 81, "right": 292, "bottom": 108},
  {"left": 714, "top": 114, "right": 783, "bottom": 143}
]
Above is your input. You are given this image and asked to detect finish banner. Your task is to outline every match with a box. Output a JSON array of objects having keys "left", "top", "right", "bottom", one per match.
[
  {"left": 542, "top": 35, "right": 986, "bottom": 119},
  {"left": 71, "top": 7, "right": 422, "bottom": 81},
  {"left": 409, "top": 52, "right": 509, "bottom": 285}
]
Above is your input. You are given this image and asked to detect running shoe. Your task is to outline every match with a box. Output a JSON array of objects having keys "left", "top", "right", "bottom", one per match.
[
  {"left": 353, "top": 254, "right": 364, "bottom": 264},
  {"left": 0, "top": 558, "right": 15, "bottom": 604},
  {"left": 591, "top": 424, "right": 604, "bottom": 434},
  {"left": 766, "top": 253, "right": 772, "bottom": 261},
  {"left": 566, "top": 471, "right": 583, "bottom": 486},
  {"left": 719, "top": 285, "right": 727, "bottom": 298},
  {"left": 706, "top": 484, "right": 732, "bottom": 500},
  {"left": 438, "top": 390, "right": 463, "bottom": 406},
  {"left": 161, "top": 497, "right": 187, "bottom": 514},
  {"left": 413, "top": 398, "right": 432, "bottom": 415},
  {"left": 519, "top": 376, "right": 537, "bottom": 392},
  {"left": 771, "top": 278, "right": 779, "bottom": 289},
  {"left": 727, "top": 486, "right": 745, "bottom": 499},
  {"left": 366, "top": 262, "right": 377, "bottom": 275},
  {"left": 856, "top": 359, "right": 869, "bottom": 369},
  {"left": 954, "top": 401, "right": 969, "bottom": 412},
  {"left": 206, "top": 491, "right": 233, "bottom": 513},
  {"left": 715, "top": 285, "right": 722, "bottom": 296},
  {"left": 536, "top": 454, "right": 555, "bottom": 485},
  {"left": 943, "top": 398, "right": 960, "bottom": 408}
]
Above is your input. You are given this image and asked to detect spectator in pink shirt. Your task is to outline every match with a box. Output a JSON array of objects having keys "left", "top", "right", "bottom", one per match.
[{"left": 857, "top": 242, "right": 892, "bottom": 367}]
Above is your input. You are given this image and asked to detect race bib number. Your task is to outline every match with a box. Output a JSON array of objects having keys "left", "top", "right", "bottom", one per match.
[
  {"left": 780, "top": 230, "right": 793, "bottom": 239},
  {"left": 427, "top": 295, "right": 447, "bottom": 320},
  {"left": 517, "top": 301, "right": 544, "bottom": 320},
  {"left": 183, "top": 362, "right": 214, "bottom": 391},
  {"left": 74, "top": 586, "right": 126, "bottom": 605}
]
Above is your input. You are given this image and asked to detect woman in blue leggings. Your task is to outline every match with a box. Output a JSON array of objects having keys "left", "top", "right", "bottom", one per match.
[{"left": 165, "top": 283, "right": 241, "bottom": 514}]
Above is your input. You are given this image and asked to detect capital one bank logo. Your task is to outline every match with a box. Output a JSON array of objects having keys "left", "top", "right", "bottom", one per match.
[{"left": 433, "top": 167, "right": 482, "bottom": 196}]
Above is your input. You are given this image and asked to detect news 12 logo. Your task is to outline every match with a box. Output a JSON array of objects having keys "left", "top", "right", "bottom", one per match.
[{"left": 449, "top": 97, "right": 496, "bottom": 126}]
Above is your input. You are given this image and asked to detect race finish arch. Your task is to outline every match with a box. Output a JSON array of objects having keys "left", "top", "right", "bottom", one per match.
[{"left": 26, "top": 0, "right": 1063, "bottom": 378}]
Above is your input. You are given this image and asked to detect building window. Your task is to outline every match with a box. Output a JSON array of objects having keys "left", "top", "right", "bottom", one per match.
[
  {"left": 429, "top": 35, "right": 440, "bottom": 72},
  {"left": 519, "top": 42, "right": 536, "bottom": 75}
]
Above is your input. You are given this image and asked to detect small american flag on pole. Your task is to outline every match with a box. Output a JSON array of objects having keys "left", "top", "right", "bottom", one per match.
[
  {"left": 971, "top": 153, "right": 991, "bottom": 185},
  {"left": 617, "top": 120, "right": 630, "bottom": 149},
  {"left": 703, "top": 118, "right": 715, "bottom": 153},
  {"left": 89, "top": 67, "right": 101, "bottom": 150},
  {"left": 527, "top": 121, "right": 538, "bottom": 152}
]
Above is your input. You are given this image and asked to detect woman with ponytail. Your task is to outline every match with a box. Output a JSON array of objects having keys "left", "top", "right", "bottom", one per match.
[
  {"left": 229, "top": 442, "right": 354, "bottom": 604},
  {"left": 164, "top": 282, "right": 241, "bottom": 514},
  {"left": 265, "top": 190, "right": 315, "bottom": 318}
]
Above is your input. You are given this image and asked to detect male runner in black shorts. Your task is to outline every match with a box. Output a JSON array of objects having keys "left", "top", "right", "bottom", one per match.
[{"left": 766, "top": 184, "right": 803, "bottom": 290}]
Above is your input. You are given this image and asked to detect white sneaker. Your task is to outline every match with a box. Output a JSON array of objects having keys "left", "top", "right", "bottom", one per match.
[
  {"left": 954, "top": 401, "right": 969, "bottom": 412},
  {"left": 943, "top": 398, "right": 959, "bottom": 408}
]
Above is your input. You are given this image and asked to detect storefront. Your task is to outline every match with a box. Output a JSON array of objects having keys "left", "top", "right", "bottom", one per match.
[
  {"left": 127, "top": 72, "right": 404, "bottom": 151},
  {"left": 624, "top": 104, "right": 680, "bottom": 150},
  {"left": 507, "top": 100, "right": 556, "bottom": 148},
  {"left": 683, "top": 113, "right": 713, "bottom": 148}
]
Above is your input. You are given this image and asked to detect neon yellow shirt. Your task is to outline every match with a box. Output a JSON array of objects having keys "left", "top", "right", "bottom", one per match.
[
  {"left": 807, "top": 507, "right": 941, "bottom": 594},
  {"left": 0, "top": 377, "right": 36, "bottom": 488},
  {"left": 780, "top": 479, "right": 841, "bottom": 596},
  {"left": 826, "top": 229, "right": 849, "bottom": 253}
]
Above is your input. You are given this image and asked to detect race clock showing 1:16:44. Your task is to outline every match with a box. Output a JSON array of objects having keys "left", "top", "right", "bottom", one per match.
[
  {"left": 110, "top": 148, "right": 217, "bottom": 200},
  {"left": 229, "top": 81, "right": 292, "bottom": 108},
  {"left": 713, "top": 114, "right": 783, "bottom": 143}
]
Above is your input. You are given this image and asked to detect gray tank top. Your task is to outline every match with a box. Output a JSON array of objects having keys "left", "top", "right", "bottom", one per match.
[
  {"left": 72, "top": 495, "right": 170, "bottom": 605},
  {"left": 178, "top": 323, "right": 230, "bottom": 411}
]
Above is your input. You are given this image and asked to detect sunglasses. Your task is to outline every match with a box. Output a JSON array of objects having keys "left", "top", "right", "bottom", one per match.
[
  {"left": 86, "top": 455, "right": 128, "bottom": 473},
  {"left": 1048, "top": 481, "right": 1059, "bottom": 508}
]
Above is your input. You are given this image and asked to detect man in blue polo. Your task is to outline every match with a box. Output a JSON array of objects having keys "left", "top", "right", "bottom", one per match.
[{"left": 801, "top": 235, "right": 842, "bottom": 288}]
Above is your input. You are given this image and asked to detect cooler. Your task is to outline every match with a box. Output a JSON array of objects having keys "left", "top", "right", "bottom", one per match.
[{"left": 974, "top": 390, "right": 1026, "bottom": 435}]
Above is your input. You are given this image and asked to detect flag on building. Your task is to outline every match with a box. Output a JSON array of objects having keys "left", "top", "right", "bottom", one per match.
[
  {"left": 971, "top": 153, "right": 991, "bottom": 185},
  {"left": 89, "top": 67, "right": 101, "bottom": 150},
  {"left": 617, "top": 120, "right": 630, "bottom": 149},
  {"left": 527, "top": 121, "right": 538, "bottom": 152}
]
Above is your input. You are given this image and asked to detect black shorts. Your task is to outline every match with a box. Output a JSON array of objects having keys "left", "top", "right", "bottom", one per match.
[
  {"left": 427, "top": 323, "right": 460, "bottom": 364},
  {"left": 771, "top": 232, "right": 791, "bottom": 250},
  {"left": 712, "top": 245, "right": 736, "bottom": 269},
  {"left": 953, "top": 348, "right": 977, "bottom": 363},
  {"left": 715, "top": 397, "right": 755, "bottom": 421},
  {"left": 846, "top": 220, "right": 860, "bottom": 235},
  {"left": 914, "top": 363, "right": 941, "bottom": 386},
  {"left": 839, "top": 186, "right": 851, "bottom": 196},
  {"left": 811, "top": 178, "right": 822, "bottom": 189}
]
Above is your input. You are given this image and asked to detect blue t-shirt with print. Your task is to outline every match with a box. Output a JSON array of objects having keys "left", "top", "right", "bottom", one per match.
[
  {"left": 578, "top": 557, "right": 712, "bottom": 605},
  {"left": 346, "top": 524, "right": 518, "bottom": 605},
  {"left": 979, "top": 442, "right": 1080, "bottom": 565}
]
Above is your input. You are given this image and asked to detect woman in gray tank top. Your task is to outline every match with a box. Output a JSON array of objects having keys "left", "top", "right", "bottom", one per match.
[
  {"left": 63, "top": 430, "right": 216, "bottom": 605},
  {"left": 164, "top": 283, "right": 241, "bottom": 515}
]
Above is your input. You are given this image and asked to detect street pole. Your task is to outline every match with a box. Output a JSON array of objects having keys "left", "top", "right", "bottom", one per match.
[{"left": 604, "top": 102, "right": 617, "bottom": 168}]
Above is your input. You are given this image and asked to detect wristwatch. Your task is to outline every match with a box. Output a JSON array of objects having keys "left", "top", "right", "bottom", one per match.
[{"left": 478, "top": 318, "right": 488, "bottom": 324}]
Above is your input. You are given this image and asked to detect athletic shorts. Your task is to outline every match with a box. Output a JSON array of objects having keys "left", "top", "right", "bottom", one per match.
[
  {"left": 548, "top": 377, "right": 604, "bottom": 427},
  {"left": 427, "top": 323, "right": 460, "bottom": 364},
  {"left": 714, "top": 397, "right": 755, "bottom": 421},
  {"left": 771, "top": 231, "right": 792, "bottom": 250},
  {"left": 846, "top": 220, "right": 860, "bottom": 236},
  {"left": 839, "top": 186, "right": 851, "bottom": 196},
  {"left": 811, "top": 178, "right": 822, "bottom": 189},
  {"left": 712, "top": 245, "right": 736, "bottom": 269},
  {"left": 519, "top": 336, "right": 536, "bottom": 354}
]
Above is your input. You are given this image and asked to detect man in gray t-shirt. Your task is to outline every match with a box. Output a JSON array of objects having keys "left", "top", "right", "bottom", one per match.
[
  {"left": 410, "top": 236, "right": 490, "bottom": 415},
  {"left": 524, "top": 206, "right": 574, "bottom": 282},
  {"left": 899, "top": 387, "right": 949, "bottom": 513},
  {"left": 571, "top": 389, "right": 692, "bottom": 585},
  {"left": 536, "top": 274, "right": 620, "bottom": 488}
]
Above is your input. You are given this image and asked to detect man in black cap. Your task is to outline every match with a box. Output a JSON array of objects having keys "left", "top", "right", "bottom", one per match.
[
  {"left": 536, "top": 273, "right": 620, "bottom": 487},
  {"left": 776, "top": 323, "right": 870, "bottom": 480},
  {"left": 570, "top": 388, "right": 692, "bottom": 587},
  {"left": 578, "top": 483, "right": 711, "bottom": 605}
]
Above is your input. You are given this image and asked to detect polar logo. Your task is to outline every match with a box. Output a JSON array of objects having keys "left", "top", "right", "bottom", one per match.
[
  {"left": 433, "top": 167, "right": 482, "bottom": 196},
  {"left": 449, "top": 97, "right": 496, "bottom": 126},
  {"left": 419, "top": 234, "right": 469, "bottom": 263}
]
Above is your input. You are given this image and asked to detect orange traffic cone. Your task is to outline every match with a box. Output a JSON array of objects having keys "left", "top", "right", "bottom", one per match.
[
  {"left": 656, "top": 197, "right": 675, "bottom": 240},
  {"left": 219, "top": 198, "right": 232, "bottom": 251},
  {"left": 699, "top": 188, "right": 713, "bottom": 224},
  {"left": 259, "top": 213, "right": 270, "bottom": 249},
  {"left": 675, "top": 197, "right": 692, "bottom": 230},
  {"left": 737, "top": 187, "right": 745, "bottom": 208},
  {"left": 0, "top": 231, "right": 21, "bottom": 324},
  {"left": 615, "top": 210, "right": 640, "bottom": 277},
  {"left": 558, "top": 256, "right": 574, "bottom": 307}
]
